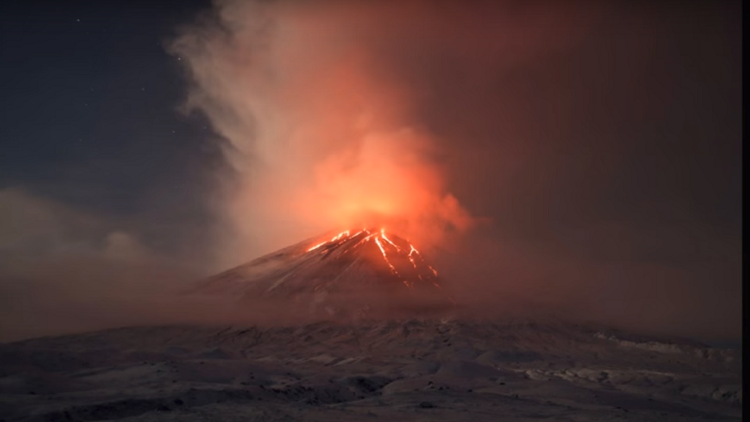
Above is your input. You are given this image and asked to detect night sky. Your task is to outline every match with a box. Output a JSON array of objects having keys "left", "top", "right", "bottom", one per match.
[
  {"left": 0, "top": 0, "right": 221, "bottom": 263},
  {"left": 0, "top": 1, "right": 742, "bottom": 342}
]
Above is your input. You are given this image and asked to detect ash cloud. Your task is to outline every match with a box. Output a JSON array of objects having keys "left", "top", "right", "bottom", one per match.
[
  {"left": 0, "top": 1, "right": 738, "bottom": 343},
  {"left": 169, "top": 0, "right": 482, "bottom": 267},
  {"left": 170, "top": 0, "right": 741, "bottom": 340}
]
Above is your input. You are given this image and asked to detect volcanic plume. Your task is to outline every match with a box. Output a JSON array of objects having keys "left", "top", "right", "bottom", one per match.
[
  {"left": 196, "top": 228, "right": 455, "bottom": 316},
  {"left": 169, "top": 0, "right": 476, "bottom": 268}
]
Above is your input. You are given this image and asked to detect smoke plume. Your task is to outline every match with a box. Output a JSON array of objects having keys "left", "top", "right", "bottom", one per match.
[
  {"left": 167, "top": 0, "right": 741, "bottom": 341},
  {"left": 169, "top": 0, "right": 496, "bottom": 267}
]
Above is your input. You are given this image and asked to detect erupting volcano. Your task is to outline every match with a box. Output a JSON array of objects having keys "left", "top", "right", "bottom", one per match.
[
  {"left": 306, "top": 229, "right": 444, "bottom": 291},
  {"left": 195, "top": 229, "right": 455, "bottom": 315}
]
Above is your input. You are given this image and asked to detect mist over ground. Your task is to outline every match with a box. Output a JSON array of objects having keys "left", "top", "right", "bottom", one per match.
[{"left": 0, "top": 0, "right": 741, "bottom": 343}]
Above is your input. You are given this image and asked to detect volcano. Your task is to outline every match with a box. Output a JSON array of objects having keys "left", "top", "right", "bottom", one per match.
[{"left": 195, "top": 229, "right": 455, "bottom": 315}]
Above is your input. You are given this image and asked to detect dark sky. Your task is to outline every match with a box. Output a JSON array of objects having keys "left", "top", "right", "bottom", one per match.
[
  {"left": 0, "top": 0, "right": 742, "bottom": 342},
  {"left": 0, "top": 0, "right": 222, "bottom": 263}
]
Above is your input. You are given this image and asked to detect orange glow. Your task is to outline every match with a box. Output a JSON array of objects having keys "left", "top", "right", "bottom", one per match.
[
  {"left": 408, "top": 244, "right": 420, "bottom": 256},
  {"left": 380, "top": 230, "right": 402, "bottom": 251},
  {"left": 352, "top": 232, "right": 377, "bottom": 249},
  {"left": 304, "top": 128, "right": 475, "bottom": 250},
  {"left": 304, "top": 227, "right": 450, "bottom": 302},
  {"left": 374, "top": 236, "right": 399, "bottom": 275},
  {"left": 203, "top": 34, "right": 475, "bottom": 262},
  {"left": 407, "top": 244, "right": 420, "bottom": 269},
  {"left": 171, "top": 0, "right": 516, "bottom": 267},
  {"left": 407, "top": 255, "right": 418, "bottom": 270},
  {"left": 309, "top": 229, "right": 352, "bottom": 251},
  {"left": 331, "top": 230, "right": 350, "bottom": 242},
  {"left": 307, "top": 241, "right": 327, "bottom": 252}
]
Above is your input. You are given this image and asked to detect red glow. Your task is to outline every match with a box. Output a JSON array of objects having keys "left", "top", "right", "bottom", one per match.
[
  {"left": 380, "top": 230, "right": 401, "bottom": 251},
  {"left": 307, "top": 241, "right": 327, "bottom": 252},
  {"left": 407, "top": 244, "right": 420, "bottom": 269},
  {"left": 374, "top": 236, "right": 399, "bottom": 275},
  {"left": 331, "top": 230, "right": 350, "bottom": 242},
  {"left": 309, "top": 229, "right": 352, "bottom": 251},
  {"left": 305, "top": 227, "right": 452, "bottom": 303}
]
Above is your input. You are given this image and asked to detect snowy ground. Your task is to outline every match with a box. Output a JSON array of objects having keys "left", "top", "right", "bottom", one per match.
[{"left": 0, "top": 319, "right": 741, "bottom": 421}]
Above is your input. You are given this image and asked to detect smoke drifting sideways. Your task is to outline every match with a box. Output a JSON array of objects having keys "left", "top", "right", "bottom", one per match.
[
  {"left": 166, "top": 0, "right": 741, "bottom": 342},
  {"left": 168, "top": 0, "right": 492, "bottom": 267},
  {"left": 0, "top": 1, "right": 739, "bottom": 343}
]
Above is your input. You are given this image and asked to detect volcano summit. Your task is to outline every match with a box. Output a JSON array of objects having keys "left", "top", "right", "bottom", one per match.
[{"left": 195, "top": 229, "right": 455, "bottom": 316}]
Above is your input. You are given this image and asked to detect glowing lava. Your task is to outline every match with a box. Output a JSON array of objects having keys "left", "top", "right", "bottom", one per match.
[
  {"left": 308, "top": 229, "right": 352, "bottom": 251},
  {"left": 197, "top": 226, "right": 459, "bottom": 313},
  {"left": 331, "top": 230, "right": 350, "bottom": 242},
  {"left": 380, "top": 229, "right": 402, "bottom": 251},
  {"left": 303, "top": 227, "right": 452, "bottom": 304},
  {"left": 307, "top": 242, "right": 327, "bottom": 252},
  {"left": 374, "top": 236, "right": 399, "bottom": 275},
  {"left": 407, "top": 244, "right": 420, "bottom": 270}
]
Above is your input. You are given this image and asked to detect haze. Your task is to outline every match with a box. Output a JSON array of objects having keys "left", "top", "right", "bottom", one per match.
[{"left": 0, "top": 0, "right": 741, "bottom": 343}]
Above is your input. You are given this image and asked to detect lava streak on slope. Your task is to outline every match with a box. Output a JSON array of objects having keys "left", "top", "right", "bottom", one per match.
[
  {"left": 195, "top": 227, "right": 457, "bottom": 314},
  {"left": 305, "top": 228, "right": 454, "bottom": 303}
]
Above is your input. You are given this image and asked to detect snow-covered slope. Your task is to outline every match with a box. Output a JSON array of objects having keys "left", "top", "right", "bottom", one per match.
[
  {"left": 1, "top": 233, "right": 740, "bottom": 421},
  {"left": 194, "top": 229, "right": 455, "bottom": 315},
  {"left": 0, "top": 319, "right": 741, "bottom": 421}
]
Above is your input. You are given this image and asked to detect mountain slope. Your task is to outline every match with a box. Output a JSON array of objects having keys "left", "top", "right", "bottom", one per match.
[
  {"left": 194, "top": 229, "right": 455, "bottom": 314},
  {"left": 0, "top": 319, "right": 741, "bottom": 422}
]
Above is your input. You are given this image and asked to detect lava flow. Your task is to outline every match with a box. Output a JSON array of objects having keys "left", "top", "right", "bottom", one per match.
[
  {"left": 196, "top": 226, "right": 457, "bottom": 311},
  {"left": 304, "top": 228, "right": 454, "bottom": 303}
]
